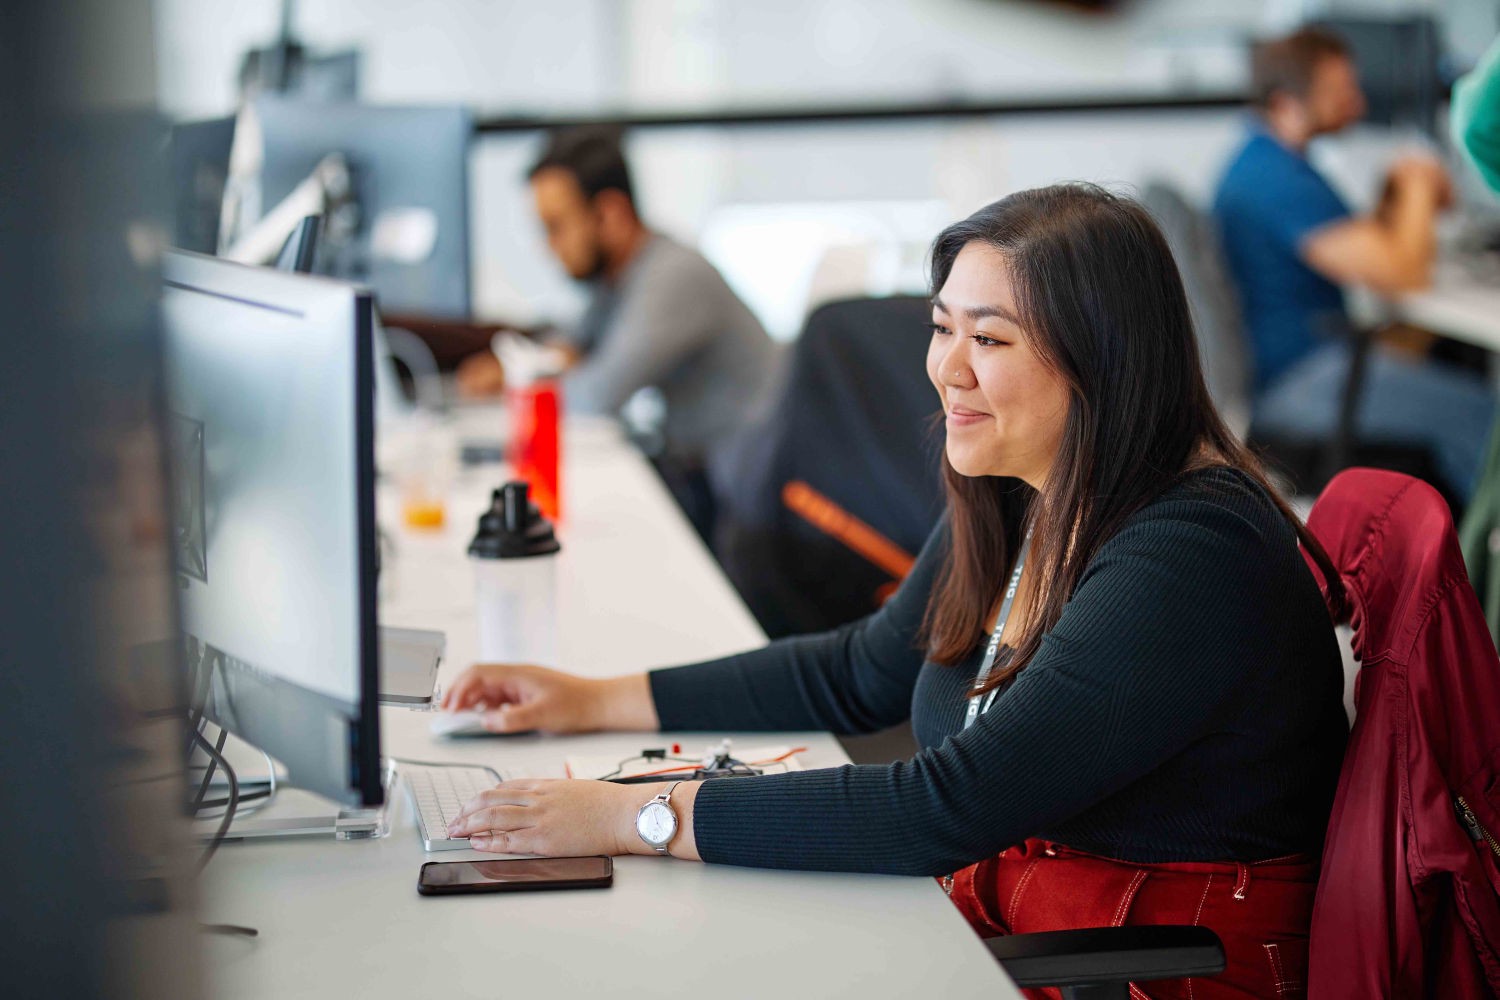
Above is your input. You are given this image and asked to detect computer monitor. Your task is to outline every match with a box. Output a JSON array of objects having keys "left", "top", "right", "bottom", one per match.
[
  {"left": 1314, "top": 16, "right": 1443, "bottom": 135},
  {"left": 160, "top": 250, "right": 382, "bottom": 808},
  {"left": 168, "top": 116, "right": 236, "bottom": 254},
  {"left": 253, "top": 95, "right": 473, "bottom": 318}
]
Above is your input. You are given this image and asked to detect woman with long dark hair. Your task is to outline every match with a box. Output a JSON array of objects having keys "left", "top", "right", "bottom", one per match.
[{"left": 443, "top": 184, "right": 1349, "bottom": 999}]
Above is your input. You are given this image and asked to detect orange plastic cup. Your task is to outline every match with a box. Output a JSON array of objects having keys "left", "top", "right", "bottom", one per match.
[{"left": 402, "top": 499, "right": 446, "bottom": 529}]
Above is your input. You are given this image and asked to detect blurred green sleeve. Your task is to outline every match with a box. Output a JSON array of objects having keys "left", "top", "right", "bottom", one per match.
[{"left": 1454, "top": 37, "right": 1500, "bottom": 194}]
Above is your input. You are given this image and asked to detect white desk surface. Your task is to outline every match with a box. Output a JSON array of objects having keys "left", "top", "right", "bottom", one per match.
[
  {"left": 1362, "top": 256, "right": 1500, "bottom": 355},
  {"left": 202, "top": 413, "right": 1017, "bottom": 1000}
]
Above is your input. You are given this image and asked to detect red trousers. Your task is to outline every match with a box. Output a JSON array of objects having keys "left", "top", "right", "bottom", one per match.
[{"left": 944, "top": 839, "right": 1319, "bottom": 1000}]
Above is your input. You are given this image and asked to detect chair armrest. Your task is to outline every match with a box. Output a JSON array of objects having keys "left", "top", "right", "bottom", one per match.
[
  {"left": 1317, "top": 314, "right": 1379, "bottom": 480},
  {"left": 986, "top": 925, "right": 1225, "bottom": 988}
]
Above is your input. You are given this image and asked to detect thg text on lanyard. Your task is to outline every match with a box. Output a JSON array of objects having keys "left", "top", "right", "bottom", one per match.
[{"left": 963, "top": 530, "right": 1032, "bottom": 730}]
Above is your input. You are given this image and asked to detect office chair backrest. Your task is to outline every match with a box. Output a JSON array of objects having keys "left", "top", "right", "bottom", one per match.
[
  {"left": 1303, "top": 468, "right": 1500, "bottom": 998},
  {"left": 1149, "top": 179, "right": 1449, "bottom": 503},
  {"left": 714, "top": 295, "right": 943, "bottom": 637},
  {"left": 1140, "top": 181, "right": 1252, "bottom": 438}
]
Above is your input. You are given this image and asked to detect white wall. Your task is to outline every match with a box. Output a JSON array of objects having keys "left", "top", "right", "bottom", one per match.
[
  {"left": 150, "top": 0, "right": 1466, "bottom": 334},
  {"left": 152, "top": 0, "right": 621, "bottom": 119},
  {"left": 151, "top": 0, "right": 1288, "bottom": 119}
]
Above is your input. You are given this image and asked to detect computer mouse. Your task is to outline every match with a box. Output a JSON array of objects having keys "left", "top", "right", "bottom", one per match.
[{"left": 429, "top": 710, "right": 492, "bottom": 738}]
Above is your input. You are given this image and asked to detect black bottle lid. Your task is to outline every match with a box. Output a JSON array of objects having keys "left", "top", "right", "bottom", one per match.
[{"left": 467, "top": 481, "right": 561, "bottom": 559}]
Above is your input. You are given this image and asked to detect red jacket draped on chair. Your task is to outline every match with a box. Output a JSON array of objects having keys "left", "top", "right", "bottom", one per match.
[{"left": 1305, "top": 468, "right": 1500, "bottom": 998}]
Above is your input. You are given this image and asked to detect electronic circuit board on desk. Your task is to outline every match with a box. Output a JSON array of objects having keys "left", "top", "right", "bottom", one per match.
[
  {"left": 608, "top": 768, "right": 765, "bottom": 785},
  {"left": 564, "top": 745, "right": 805, "bottom": 782}
]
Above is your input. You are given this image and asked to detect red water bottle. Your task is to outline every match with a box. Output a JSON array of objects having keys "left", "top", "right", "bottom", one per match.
[{"left": 509, "top": 378, "right": 562, "bottom": 522}]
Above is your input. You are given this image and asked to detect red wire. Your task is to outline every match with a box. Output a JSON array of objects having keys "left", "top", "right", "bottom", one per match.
[{"left": 610, "top": 746, "right": 809, "bottom": 780}]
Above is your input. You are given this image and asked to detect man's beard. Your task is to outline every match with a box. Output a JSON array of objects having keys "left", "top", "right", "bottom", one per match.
[{"left": 570, "top": 241, "right": 608, "bottom": 283}]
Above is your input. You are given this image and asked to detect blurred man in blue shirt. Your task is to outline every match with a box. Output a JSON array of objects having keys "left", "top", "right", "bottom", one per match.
[{"left": 1214, "top": 27, "right": 1492, "bottom": 500}]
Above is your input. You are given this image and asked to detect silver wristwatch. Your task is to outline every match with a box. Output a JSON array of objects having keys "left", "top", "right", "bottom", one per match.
[{"left": 635, "top": 780, "right": 684, "bottom": 855}]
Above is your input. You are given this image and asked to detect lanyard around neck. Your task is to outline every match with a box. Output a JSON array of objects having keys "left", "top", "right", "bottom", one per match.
[{"left": 963, "top": 530, "right": 1032, "bottom": 730}]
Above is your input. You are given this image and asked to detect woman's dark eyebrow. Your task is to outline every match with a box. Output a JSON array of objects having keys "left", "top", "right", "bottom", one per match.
[{"left": 931, "top": 296, "right": 1021, "bottom": 326}]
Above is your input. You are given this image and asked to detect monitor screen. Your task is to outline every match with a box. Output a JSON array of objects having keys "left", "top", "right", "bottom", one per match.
[{"left": 161, "top": 251, "right": 382, "bottom": 807}]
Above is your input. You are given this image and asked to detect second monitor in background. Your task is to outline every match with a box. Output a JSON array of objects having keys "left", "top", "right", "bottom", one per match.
[
  {"left": 1314, "top": 15, "right": 1443, "bottom": 134},
  {"left": 169, "top": 115, "right": 237, "bottom": 255},
  {"left": 253, "top": 96, "right": 473, "bottom": 319}
]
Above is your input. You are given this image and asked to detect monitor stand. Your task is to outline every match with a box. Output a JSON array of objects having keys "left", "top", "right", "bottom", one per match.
[{"left": 193, "top": 757, "right": 399, "bottom": 843}]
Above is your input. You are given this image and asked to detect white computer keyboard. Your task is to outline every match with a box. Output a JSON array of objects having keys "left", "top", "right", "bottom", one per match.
[{"left": 402, "top": 762, "right": 504, "bottom": 851}]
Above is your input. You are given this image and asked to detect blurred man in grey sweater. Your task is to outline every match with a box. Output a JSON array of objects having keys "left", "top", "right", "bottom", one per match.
[{"left": 459, "top": 127, "right": 776, "bottom": 539}]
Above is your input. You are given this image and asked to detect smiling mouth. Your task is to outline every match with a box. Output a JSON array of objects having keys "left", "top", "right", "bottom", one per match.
[{"left": 947, "top": 405, "right": 991, "bottom": 421}]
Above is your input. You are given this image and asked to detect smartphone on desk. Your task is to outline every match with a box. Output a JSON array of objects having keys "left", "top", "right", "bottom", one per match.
[{"left": 418, "top": 856, "right": 613, "bottom": 896}]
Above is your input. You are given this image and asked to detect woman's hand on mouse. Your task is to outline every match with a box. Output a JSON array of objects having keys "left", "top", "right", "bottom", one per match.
[{"left": 440, "top": 663, "right": 658, "bottom": 734}]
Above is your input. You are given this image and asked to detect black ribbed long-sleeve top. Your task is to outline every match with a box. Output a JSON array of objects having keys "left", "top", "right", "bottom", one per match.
[{"left": 648, "top": 467, "right": 1348, "bottom": 876}]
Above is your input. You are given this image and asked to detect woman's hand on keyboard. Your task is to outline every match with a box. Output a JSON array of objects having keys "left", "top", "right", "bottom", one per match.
[
  {"left": 440, "top": 663, "right": 659, "bottom": 734},
  {"left": 448, "top": 777, "right": 702, "bottom": 861}
]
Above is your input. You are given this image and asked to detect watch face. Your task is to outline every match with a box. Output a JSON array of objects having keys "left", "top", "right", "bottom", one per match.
[{"left": 636, "top": 800, "right": 676, "bottom": 846}]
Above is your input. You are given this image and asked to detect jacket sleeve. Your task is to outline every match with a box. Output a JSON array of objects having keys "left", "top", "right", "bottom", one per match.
[
  {"left": 688, "top": 499, "right": 1288, "bottom": 875},
  {"left": 648, "top": 521, "right": 949, "bottom": 736},
  {"left": 1454, "top": 37, "right": 1500, "bottom": 196}
]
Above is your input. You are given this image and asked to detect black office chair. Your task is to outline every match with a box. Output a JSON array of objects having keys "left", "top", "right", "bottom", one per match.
[
  {"left": 713, "top": 295, "right": 944, "bottom": 638},
  {"left": 1140, "top": 181, "right": 1456, "bottom": 514},
  {"left": 1251, "top": 313, "right": 1461, "bottom": 516},
  {"left": 988, "top": 925, "right": 1225, "bottom": 1000}
]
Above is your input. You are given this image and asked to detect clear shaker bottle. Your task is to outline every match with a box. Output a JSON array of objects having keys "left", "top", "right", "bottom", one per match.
[{"left": 468, "top": 481, "right": 561, "bottom": 665}]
